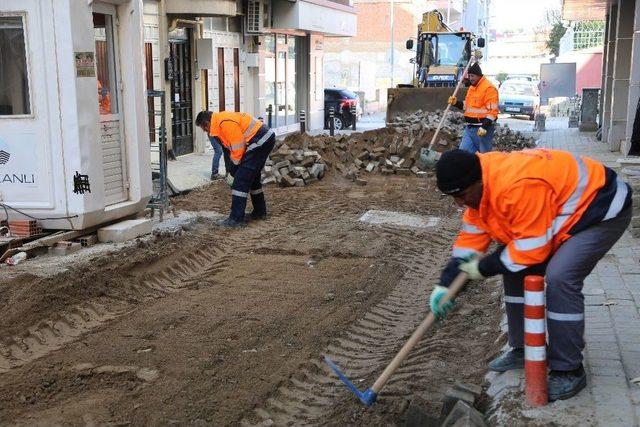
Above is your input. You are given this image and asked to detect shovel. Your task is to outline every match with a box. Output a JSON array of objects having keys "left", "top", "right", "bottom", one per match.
[
  {"left": 420, "top": 51, "right": 483, "bottom": 167},
  {"left": 325, "top": 272, "right": 469, "bottom": 406}
]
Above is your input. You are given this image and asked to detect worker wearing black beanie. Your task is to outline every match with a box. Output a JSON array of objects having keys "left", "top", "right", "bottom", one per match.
[
  {"left": 430, "top": 147, "right": 633, "bottom": 403},
  {"left": 436, "top": 149, "right": 482, "bottom": 195},
  {"left": 447, "top": 61, "right": 499, "bottom": 154}
]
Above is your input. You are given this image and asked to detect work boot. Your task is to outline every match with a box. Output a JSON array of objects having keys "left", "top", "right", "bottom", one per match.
[
  {"left": 245, "top": 211, "right": 267, "bottom": 222},
  {"left": 488, "top": 348, "right": 525, "bottom": 372},
  {"left": 548, "top": 365, "right": 587, "bottom": 401},
  {"left": 210, "top": 172, "right": 222, "bottom": 181},
  {"left": 217, "top": 217, "right": 246, "bottom": 228}
]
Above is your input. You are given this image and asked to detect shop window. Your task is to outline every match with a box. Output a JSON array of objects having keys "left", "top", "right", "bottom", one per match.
[
  {"left": 93, "top": 12, "right": 119, "bottom": 115},
  {"left": 0, "top": 15, "right": 31, "bottom": 116}
]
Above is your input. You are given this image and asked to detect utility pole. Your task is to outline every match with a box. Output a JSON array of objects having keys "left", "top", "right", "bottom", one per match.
[{"left": 390, "top": 0, "right": 395, "bottom": 87}]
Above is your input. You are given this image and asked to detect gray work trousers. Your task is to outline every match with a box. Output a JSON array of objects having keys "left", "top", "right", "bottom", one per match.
[{"left": 503, "top": 206, "right": 632, "bottom": 371}]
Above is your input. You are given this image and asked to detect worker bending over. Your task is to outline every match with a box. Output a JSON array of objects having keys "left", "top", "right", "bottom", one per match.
[
  {"left": 447, "top": 63, "right": 498, "bottom": 153},
  {"left": 196, "top": 111, "right": 275, "bottom": 227},
  {"left": 431, "top": 148, "right": 631, "bottom": 401}
]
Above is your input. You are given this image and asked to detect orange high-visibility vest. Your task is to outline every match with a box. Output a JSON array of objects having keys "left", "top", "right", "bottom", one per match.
[
  {"left": 463, "top": 76, "right": 499, "bottom": 122},
  {"left": 451, "top": 149, "right": 628, "bottom": 272},
  {"left": 97, "top": 80, "right": 111, "bottom": 115},
  {"left": 208, "top": 112, "right": 263, "bottom": 164}
]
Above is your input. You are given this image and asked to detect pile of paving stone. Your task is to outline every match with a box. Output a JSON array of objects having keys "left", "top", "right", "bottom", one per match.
[
  {"left": 389, "top": 109, "right": 536, "bottom": 152},
  {"left": 493, "top": 124, "right": 537, "bottom": 151},
  {"left": 387, "top": 109, "right": 466, "bottom": 139},
  {"left": 261, "top": 143, "right": 327, "bottom": 187},
  {"left": 262, "top": 110, "right": 536, "bottom": 187}
]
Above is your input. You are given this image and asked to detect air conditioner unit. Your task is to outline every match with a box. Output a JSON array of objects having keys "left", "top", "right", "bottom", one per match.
[{"left": 246, "top": 0, "right": 268, "bottom": 33}]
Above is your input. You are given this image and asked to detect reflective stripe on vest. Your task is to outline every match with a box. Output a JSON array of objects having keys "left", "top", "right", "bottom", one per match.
[
  {"left": 603, "top": 176, "right": 629, "bottom": 220},
  {"left": 466, "top": 106, "right": 490, "bottom": 114},
  {"left": 243, "top": 117, "right": 259, "bottom": 139},
  {"left": 452, "top": 246, "right": 481, "bottom": 258},
  {"left": 500, "top": 248, "right": 527, "bottom": 272},
  {"left": 247, "top": 128, "right": 275, "bottom": 152},
  {"left": 462, "top": 222, "right": 484, "bottom": 235}
]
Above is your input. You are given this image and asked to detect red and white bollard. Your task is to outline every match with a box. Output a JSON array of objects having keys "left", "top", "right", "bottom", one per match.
[{"left": 524, "top": 275, "right": 548, "bottom": 406}]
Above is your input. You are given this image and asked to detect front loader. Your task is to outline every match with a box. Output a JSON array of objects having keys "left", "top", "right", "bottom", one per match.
[{"left": 386, "top": 10, "right": 485, "bottom": 123}]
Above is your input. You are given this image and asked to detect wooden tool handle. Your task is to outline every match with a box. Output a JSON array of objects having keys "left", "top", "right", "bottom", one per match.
[
  {"left": 371, "top": 272, "right": 469, "bottom": 393},
  {"left": 427, "top": 59, "right": 475, "bottom": 151}
]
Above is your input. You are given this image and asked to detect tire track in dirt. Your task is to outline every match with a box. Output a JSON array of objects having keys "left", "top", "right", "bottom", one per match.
[
  {"left": 240, "top": 224, "right": 455, "bottom": 426},
  {"left": 0, "top": 243, "right": 229, "bottom": 373}
]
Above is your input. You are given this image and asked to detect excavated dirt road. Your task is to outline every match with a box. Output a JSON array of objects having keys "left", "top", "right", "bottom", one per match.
[{"left": 0, "top": 175, "right": 503, "bottom": 425}]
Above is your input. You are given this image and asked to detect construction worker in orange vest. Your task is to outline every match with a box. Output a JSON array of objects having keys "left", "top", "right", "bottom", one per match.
[
  {"left": 430, "top": 149, "right": 632, "bottom": 401},
  {"left": 447, "top": 63, "right": 498, "bottom": 153},
  {"left": 97, "top": 80, "right": 111, "bottom": 115},
  {"left": 195, "top": 110, "right": 275, "bottom": 227}
]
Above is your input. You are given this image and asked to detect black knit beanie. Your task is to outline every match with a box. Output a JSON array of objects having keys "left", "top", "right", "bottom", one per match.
[
  {"left": 436, "top": 149, "right": 482, "bottom": 194},
  {"left": 468, "top": 62, "right": 483, "bottom": 76}
]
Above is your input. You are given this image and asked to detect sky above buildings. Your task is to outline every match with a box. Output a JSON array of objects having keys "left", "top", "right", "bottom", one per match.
[{"left": 490, "top": 0, "right": 563, "bottom": 32}]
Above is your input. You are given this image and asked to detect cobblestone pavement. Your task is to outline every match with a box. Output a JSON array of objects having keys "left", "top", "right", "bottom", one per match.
[{"left": 488, "top": 117, "right": 640, "bottom": 426}]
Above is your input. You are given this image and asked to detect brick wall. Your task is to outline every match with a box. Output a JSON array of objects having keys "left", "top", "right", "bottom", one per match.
[{"left": 324, "top": 1, "right": 418, "bottom": 53}]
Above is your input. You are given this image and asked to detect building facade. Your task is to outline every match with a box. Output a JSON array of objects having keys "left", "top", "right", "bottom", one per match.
[
  {"left": 323, "top": 0, "right": 487, "bottom": 112},
  {"left": 142, "top": 0, "right": 356, "bottom": 158},
  {"left": 563, "top": 0, "right": 640, "bottom": 154}
]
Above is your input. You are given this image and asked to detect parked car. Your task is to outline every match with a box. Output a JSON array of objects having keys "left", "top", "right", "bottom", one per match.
[
  {"left": 324, "top": 88, "right": 362, "bottom": 130},
  {"left": 505, "top": 74, "right": 536, "bottom": 83},
  {"left": 499, "top": 81, "right": 540, "bottom": 120}
]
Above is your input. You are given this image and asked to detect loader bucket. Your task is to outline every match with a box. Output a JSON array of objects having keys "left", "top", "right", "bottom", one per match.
[{"left": 386, "top": 87, "right": 469, "bottom": 123}]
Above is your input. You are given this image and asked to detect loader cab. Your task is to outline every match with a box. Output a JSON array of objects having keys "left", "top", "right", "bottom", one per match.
[{"left": 415, "top": 32, "right": 472, "bottom": 87}]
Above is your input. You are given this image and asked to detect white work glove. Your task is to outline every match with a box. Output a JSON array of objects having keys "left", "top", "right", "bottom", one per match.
[
  {"left": 448, "top": 96, "right": 457, "bottom": 106},
  {"left": 477, "top": 127, "right": 488, "bottom": 137},
  {"left": 225, "top": 173, "right": 234, "bottom": 188},
  {"left": 459, "top": 257, "right": 485, "bottom": 280}
]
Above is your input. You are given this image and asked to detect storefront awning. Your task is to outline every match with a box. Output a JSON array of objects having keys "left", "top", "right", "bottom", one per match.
[
  {"left": 165, "top": 0, "right": 237, "bottom": 17},
  {"left": 272, "top": 0, "right": 357, "bottom": 37},
  {"left": 562, "top": 0, "right": 608, "bottom": 21}
]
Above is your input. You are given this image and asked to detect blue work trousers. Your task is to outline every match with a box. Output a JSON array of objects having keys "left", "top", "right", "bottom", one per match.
[
  {"left": 209, "top": 136, "right": 223, "bottom": 175},
  {"left": 229, "top": 134, "right": 276, "bottom": 221},
  {"left": 459, "top": 125, "right": 495, "bottom": 153}
]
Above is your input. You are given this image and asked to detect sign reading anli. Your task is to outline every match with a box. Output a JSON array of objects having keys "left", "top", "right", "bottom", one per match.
[{"left": 0, "top": 135, "right": 37, "bottom": 186}]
